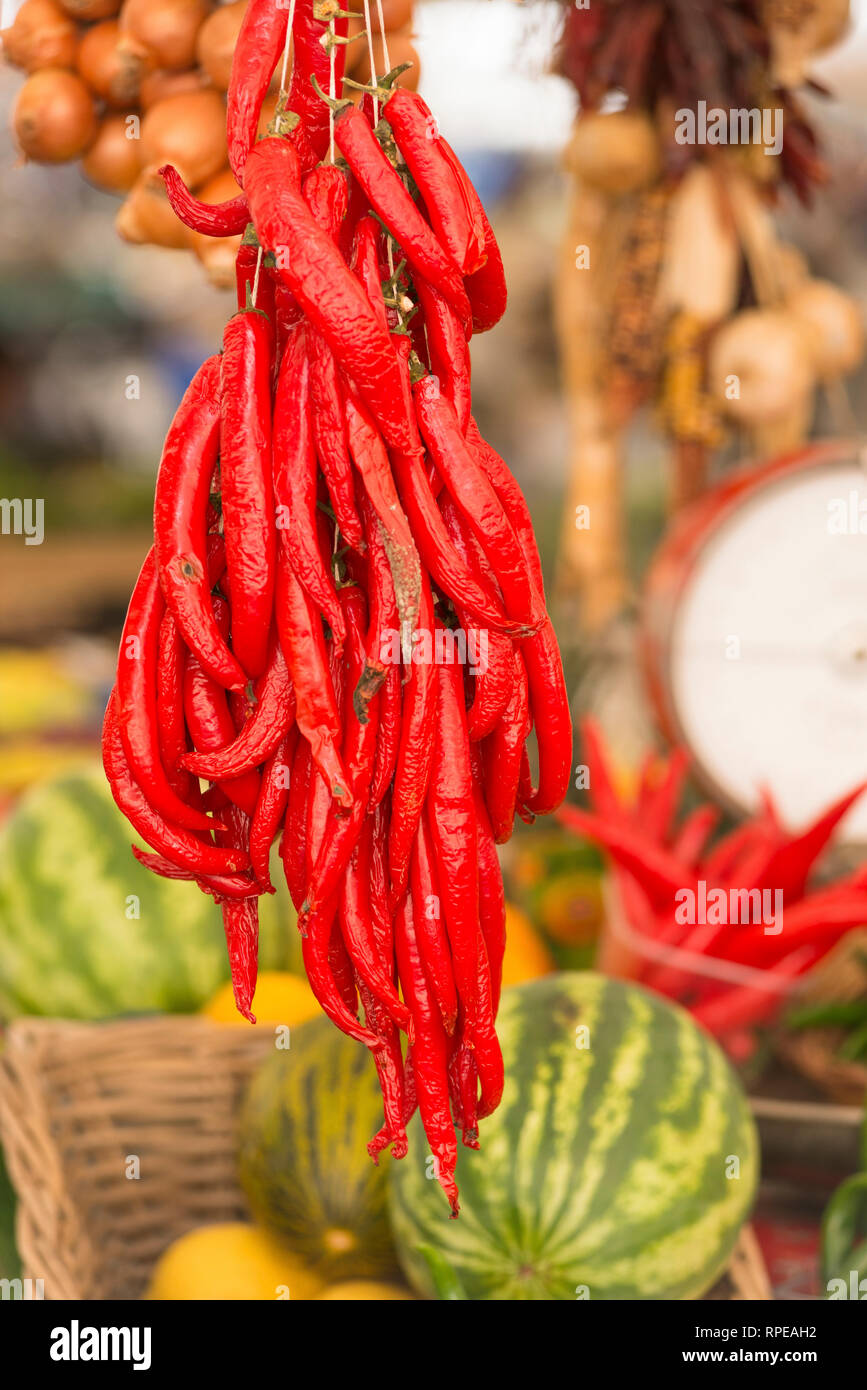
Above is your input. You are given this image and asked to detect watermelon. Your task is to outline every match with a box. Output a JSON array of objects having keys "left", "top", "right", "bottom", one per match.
[
  {"left": 238, "top": 1016, "right": 398, "bottom": 1281},
  {"left": 0, "top": 765, "right": 232, "bottom": 1019},
  {"left": 389, "top": 973, "right": 759, "bottom": 1300}
]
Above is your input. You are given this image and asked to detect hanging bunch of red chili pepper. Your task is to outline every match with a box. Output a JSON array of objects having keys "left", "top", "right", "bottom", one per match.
[
  {"left": 102, "top": 0, "right": 572, "bottom": 1215},
  {"left": 560, "top": 719, "right": 867, "bottom": 1047}
]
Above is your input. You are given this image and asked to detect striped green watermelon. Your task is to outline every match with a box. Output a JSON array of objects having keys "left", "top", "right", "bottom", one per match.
[
  {"left": 238, "top": 1015, "right": 398, "bottom": 1281},
  {"left": 0, "top": 764, "right": 232, "bottom": 1019},
  {"left": 389, "top": 973, "right": 759, "bottom": 1300}
]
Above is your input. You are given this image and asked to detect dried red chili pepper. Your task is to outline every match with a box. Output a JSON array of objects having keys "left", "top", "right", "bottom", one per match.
[
  {"left": 426, "top": 650, "right": 479, "bottom": 1031},
  {"left": 221, "top": 896, "right": 259, "bottom": 1023},
  {"left": 183, "top": 631, "right": 295, "bottom": 782},
  {"left": 159, "top": 163, "right": 250, "bottom": 236},
  {"left": 340, "top": 820, "right": 412, "bottom": 1034},
  {"left": 245, "top": 138, "right": 417, "bottom": 456},
  {"left": 273, "top": 324, "right": 347, "bottom": 647},
  {"left": 226, "top": 0, "right": 289, "bottom": 185},
  {"left": 154, "top": 356, "right": 246, "bottom": 692},
  {"left": 482, "top": 649, "right": 532, "bottom": 845},
  {"left": 117, "top": 548, "right": 213, "bottom": 832},
  {"left": 388, "top": 569, "right": 436, "bottom": 903},
  {"left": 249, "top": 726, "right": 297, "bottom": 889},
  {"left": 333, "top": 104, "right": 472, "bottom": 334},
  {"left": 131, "top": 846, "right": 258, "bottom": 900},
  {"left": 383, "top": 87, "right": 486, "bottom": 275},
  {"left": 394, "top": 892, "right": 459, "bottom": 1215},
  {"left": 220, "top": 308, "right": 276, "bottom": 679},
  {"left": 281, "top": 732, "right": 312, "bottom": 913},
  {"left": 102, "top": 691, "right": 249, "bottom": 876},
  {"left": 156, "top": 609, "right": 193, "bottom": 802},
  {"left": 409, "top": 815, "right": 459, "bottom": 1035},
  {"left": 413, "top": 274, "right": 472, "bottom": 432}
]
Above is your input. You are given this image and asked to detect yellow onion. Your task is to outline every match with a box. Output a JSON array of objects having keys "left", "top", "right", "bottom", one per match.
[
  {"left": 59, "top": 0, "right": 119, "bottom": 17},
  {"left": 81, "top": 111, "right": 141, "bottom": 192},
  {"left": 195, "top": 0, "right": 245, "bottom": 91},
  {"left": 13, "top": 67, "right": 97, "bottom": 161},
  {"left": 139, "top": 89, "right": 227, "bottom": 187},
  {"left": 185, "top": 166, "right": 243, "bottom": 287},
  {"left": 786, "top": 278, "right": 864, "bottom": 380},
  {"left": 77, "top": 19, "right": 143, "bottom": 106},
  {"left": 709, "top": 308, "right": 815, "bottom": 425},
  {"left": 1, "top": 0, "right": 78, "bottom": 73},
  {"left": 353, "top": 32, "right": 419, "bottom": 91},
  {"left": 119, "top": 0, "right": 213, "bottom": 72},
  {"left": 116, "top": 166, "right": 188, "bottom": 247},
  {"left": 139, "top": 64, "right": 210, "bottom": 108},
  {"left": 564, "top": 110, "right": 660, "bottom": 195}
]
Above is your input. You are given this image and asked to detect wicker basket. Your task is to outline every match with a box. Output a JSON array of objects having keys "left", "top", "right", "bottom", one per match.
[
  {"left": 776, "top": 931, "right": 867, "bottom": 1106},
  {"left": 0, "top": 1015, "right": 770, "bottom": 1301}
]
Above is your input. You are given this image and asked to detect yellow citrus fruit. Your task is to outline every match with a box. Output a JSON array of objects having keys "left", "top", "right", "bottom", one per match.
[
  {"left": 500, "top": 903, "right": 555, "bottom": 988},
  {"left": 201, "top": 970, "right": 320, "bottom": 1027},
  {"left": 146, "top": 1222, "right": 325, "bottom": 1301},
  {"left": 317, "top": 1281, "right": 417, "bottom": 1300}
]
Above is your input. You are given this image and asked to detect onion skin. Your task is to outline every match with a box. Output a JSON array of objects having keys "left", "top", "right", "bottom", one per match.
[
  {"left": 184, "top": 166, "right": 243, "bottom": 288},
  {"left": 60, "top": 0, "right": 120, "bottom": 17},
  {"left": 564, "top": 111, "right": 661, "bottom": 194},
  {"left": 709, "top": 308, "right": 815, "bottom": 425},
  {"left": 195, "top": 0, "right": 244, "bottom": 91},
  {"left": 139, "top": 65, "right": 210, "bottom": 108},
  {"left": 13, "top": 67, "right": 98, "bottom": 162},
  {"left": 139, "top": 89, "right": 226, "bottom": 188},
  {"left": 787, "top": 279, "right": 865, "bottom": 380},
  {"left": 119, "top": 0, "right": 213, "bottom": 73},
  {"left": 77, "top": 19, "right": 143, "bottom": 107},
  {"left": 1, "top": 0, "right": 78, "bottom": 73},
  {"left": 116, "top": 166, "right": 188, "bottom": 247},
  {"left": 81, "top": 111, "right": 141, "bottom": 192}
]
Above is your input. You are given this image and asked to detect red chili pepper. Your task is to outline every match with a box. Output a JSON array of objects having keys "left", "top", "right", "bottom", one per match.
[
  {"left": 281, "top": 733, "right": 312, "bottom": 912},
  {"left": 388, "top": 569, "right": 436, "bottom": 904},
  {"left": 273, "top": 324, "right": 347, "bottom": 647},
  {"left": 383, "top": 88, "right": 486, "bottom": 275},
  {"left": 470, "top": 745, "right": 507, "bottom": 1017},
  {"left": 301, "top": 588, "right": 379, "bottom": 916},
  {"left": 340, "top": 817, "right": 412, "bottom": 1033},
  {"left": 302, "top": 894, "right": 383, "bottom": 1049},
  {"left": 102, "top": 691, "right": 249, "bottom": 876},
  {"left": 394, "top": 892, "right": 459, "bottom": 1214},
  {"left": 351, "top": 214, "right": 389, "bottom": 332},
  {"left": 245, "top": 138, "right": 417, "bottom": 456},
  {"left": 182, "top": 631, "right": 295, "bottom": 781},
  {"left": 360, "top": 971, "right": 408, "bottom": 1162},
  {"left": 220, "top": 309, "right": 275, "bottom": 679},
  {"left": 226, "top": 0, "right": 289, "bottom": 185},
  {"left": 158, "top": 164, "right": 250, "bottom": 236},
  {"left": 182, "top": 607, "right": 262, "bottom": 818},
  {"left": 439, "top": 495, "right": 514, "bottom": 741},
  {"left": 473, "top": 928, "right": 505, "bottom": 1119},
  {"left": 414, "top": 275, "right": 472, "bottom": 433},
  {"left": 249, "top": 726, "right": 297, "bottom": 890},
  {"left": 154, "top": 356, "right": 246, "bottom": 691},
  {"left": 482, "top": 649, "right": 531, "bottom": 844},
  {"left": 426, "top": 650, "right": 480, "bottom": 1032},
  {"left": 333, "top": 104, "right": 472, "bottom": 334},
  {"left": 671, "top": 804, "right": 720, "bottom": 868},
  {"left": 130, "top": 846, "right": 259, "bottom": 901},
  {"left": 409, "top": 815, "right": 459, "bottom": 1034},
  {"left": 557, "top": 803, "right": 684, "bottom": 910},
  {"left": 452, "top": 1037, "right": 480, "bottom": 1147},
  {"left": 275, "top": 530, "right": 352, "bottom": 810},
  {"left": 343, "top": 382, "right": 420, "bottom": 643},
  {"left": 466, "top": 417, "right": 546, "bottom": 599},
  {"left": 414, "top": 376, "right": 544, "bottom": 632},
  {"left": 519, "top": 620, "right": 573, "bottom": 817},
  {"left": 155, "top": 610, "right": 193, "bottom": 803},
  {"left": 453, "top": 164, "right": 508, "bottom": 333},
  {"left": 307, "top": 331, "right": 364, "bottom": 551},
  {"left": 117, "top": 548, "right": 214, "bottom": 833},
  {"left": 221, "top": 896, "right": 259, "bottom": 1023}
]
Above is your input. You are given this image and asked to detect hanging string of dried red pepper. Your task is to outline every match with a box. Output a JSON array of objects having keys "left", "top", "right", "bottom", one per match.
[{"left": 103, "top": 0, "right": 573, "bottom": 1212}]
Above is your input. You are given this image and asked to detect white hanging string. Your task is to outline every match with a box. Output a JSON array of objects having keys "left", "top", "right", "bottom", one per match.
[
  {"left": 280, "top": 0, "right": 298, "bottom": 93},
  {"left": 374, "top": 0, "right": 391, "bottom": 75},
  {"left": 361, "top": 0, "right": 378, "bottom": 123},
  {"left": 329, "top": 15, "right": 336, "bottom": 162}
]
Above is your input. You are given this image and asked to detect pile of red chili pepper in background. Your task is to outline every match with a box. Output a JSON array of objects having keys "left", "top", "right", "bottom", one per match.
[
  {"left": 101, "top": 0, "right": 572, "bottom": 1213},
  {"left": 560, "top": 720, "right": 867, "bottom": 1049}
]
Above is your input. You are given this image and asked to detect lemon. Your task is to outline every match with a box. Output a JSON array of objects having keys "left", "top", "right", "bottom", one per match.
[
  {"left": 146, "top": 1223, "right": 324, "bottom": 1301},
  {"left": 500, "top": 903, "right": 555, "bottom": 989},
  {"left": 201, "top": 970, "right": 320, "bottom": 1027},
  {"left": 317, "top": 1281, "right": 416, "bottom": 1300}
]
